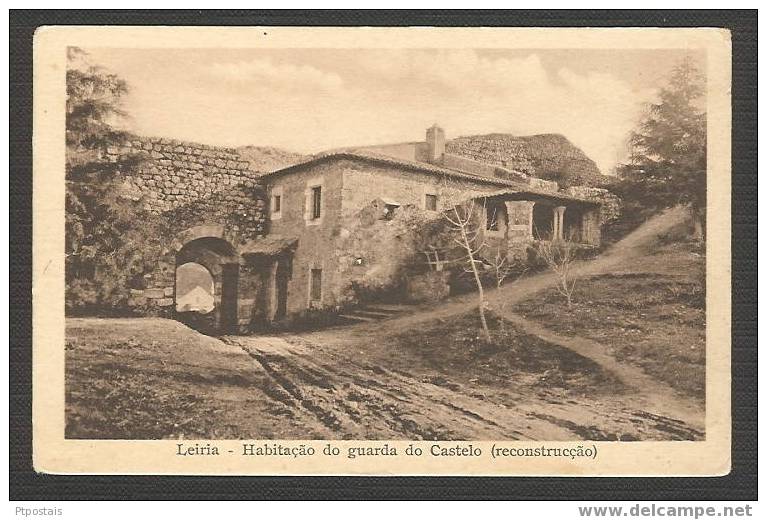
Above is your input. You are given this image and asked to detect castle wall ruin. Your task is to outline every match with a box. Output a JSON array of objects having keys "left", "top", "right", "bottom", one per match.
[{"left": 105, "top": 136, "right": 270, "bottom": 320}]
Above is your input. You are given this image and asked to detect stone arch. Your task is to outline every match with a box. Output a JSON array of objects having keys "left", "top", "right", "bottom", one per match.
[
  {"left": 171, "top": 224, "right": 229, "bottom": 253},
  {"left": 174, "top": 229, "right": 240, "bottom": 334}
]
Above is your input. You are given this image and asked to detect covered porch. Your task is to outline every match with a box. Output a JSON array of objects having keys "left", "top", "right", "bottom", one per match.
[{"left": 476, "top": 189, "right": 602, "bottom": 247}]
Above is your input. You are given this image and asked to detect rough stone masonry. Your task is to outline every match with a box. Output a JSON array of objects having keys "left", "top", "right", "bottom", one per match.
[
  {"left": 105, "top": 135, "right": 270, "bottom": 314},
  {"left": 100, "top": 129, "right": 620, "bottom": 331}
]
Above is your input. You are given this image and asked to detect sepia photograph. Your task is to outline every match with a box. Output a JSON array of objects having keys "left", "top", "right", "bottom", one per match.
[
  {"left": 30, "top": 25, "right": 733, "bottom": 476},
  {"left": 62, "top": 44, "right": 708, "bottom": 442}
]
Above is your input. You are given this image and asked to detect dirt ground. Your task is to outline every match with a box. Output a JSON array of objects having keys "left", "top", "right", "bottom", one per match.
[
  {"left": 233, "top": 317, "right": 702, "bottom": 441},
  {"left": 66, "top": 304, "right": 703, "bottom": 441},
  {"left": 65, "top": 318, "right": 335, "bottom": 439},
  {"left": 514, "top": 242, "right": 705, "bottom": 400},
  {"left": 65, "top": 206, "right": 705, "bottom": 441}
]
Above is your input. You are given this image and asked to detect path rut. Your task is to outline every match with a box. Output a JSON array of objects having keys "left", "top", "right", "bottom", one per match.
[
  {"left": 219, "top": 207, "right": 703, "bottom": 441},
  {"left": 223, "top": 331, "right": 703, "bottom": 441}
]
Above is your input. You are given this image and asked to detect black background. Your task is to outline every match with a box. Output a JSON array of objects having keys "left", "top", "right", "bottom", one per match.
[{"left": 9, "top": 10, "right": 757, "bottom": 501}]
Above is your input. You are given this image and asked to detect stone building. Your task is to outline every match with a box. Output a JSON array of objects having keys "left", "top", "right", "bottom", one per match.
[{"left": 113, "top": 126, "right": 604, "bottom": 333}]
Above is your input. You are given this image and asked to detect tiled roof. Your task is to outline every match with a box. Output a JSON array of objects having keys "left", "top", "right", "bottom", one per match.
[
  {"left": 262, "top": 150, "right": 530, "bottom": 189},
  {"left": 263, "top": 150, "right": 597, "bottom": 206},
  {"left": 470, "top": 188, "right": 600, "bottom": 206},
  {"left": 240, "top": 235, "right": 298, "bottom": 256}
]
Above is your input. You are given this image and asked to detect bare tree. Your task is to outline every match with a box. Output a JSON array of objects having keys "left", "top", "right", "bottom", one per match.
[
  {"left": 536, "top": 229, "right": 579, "bottom": 308},
  {"left": 442, "top": 198, "right": 492, "bottom": 342},
  {"left": 485, "top": 249, "right": 526, "bottom": 332}
]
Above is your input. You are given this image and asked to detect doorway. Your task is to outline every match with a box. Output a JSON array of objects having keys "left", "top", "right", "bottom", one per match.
[
  {"left": 275, "top": 259, "right": 290, "bottom": 320},
  {"left": 220, "top": 263, "right": 239, "bottom": 333}
]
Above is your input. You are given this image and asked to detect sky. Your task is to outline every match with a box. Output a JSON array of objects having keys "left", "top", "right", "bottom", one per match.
[
  {"left": 82, "top": 48, "right": 705, "bottom": 174},
  {"left": 176, "top": 262, "right": 214, "bottom": 297}
]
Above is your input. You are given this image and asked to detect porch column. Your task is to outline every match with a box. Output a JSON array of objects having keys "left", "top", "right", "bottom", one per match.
[
  {"left": 528, "top": 204, "right": 534, "bottom": 238},
  {"left": 504, "top": 200, "right": 535, "bottom": 241},
  {"left": 553, "top": 206, "right": 567, "bottom": 240}
]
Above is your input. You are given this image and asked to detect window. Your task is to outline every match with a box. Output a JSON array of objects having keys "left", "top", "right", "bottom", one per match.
[
  {"left": 425, "top": 193, "right": 438, "bottom": 211},
  {"left": 311, "top": 186, "right": 322, "bottom": 219},
  {"left": 310, "top": 269, "right": 322, "bottom": 302},
  {"left": 271, "top": 187, "right": 283, "bottom": 219},
  {"left": 304, "top": 179, "right": 324, "bottom": 225}
]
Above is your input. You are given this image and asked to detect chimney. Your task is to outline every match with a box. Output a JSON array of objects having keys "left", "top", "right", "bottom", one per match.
[{"left": 425, "top": 124, "right": 445, "bottom": 164}]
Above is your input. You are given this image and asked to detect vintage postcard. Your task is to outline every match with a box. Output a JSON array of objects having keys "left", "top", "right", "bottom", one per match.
[{"left": 33, "top": 26, "right": 731, "bottom": 476}]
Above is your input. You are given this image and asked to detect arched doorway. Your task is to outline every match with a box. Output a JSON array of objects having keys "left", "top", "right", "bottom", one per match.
[
  {"left": 532, "top": 203, "right": 554, "bottom": 241},
  {"left": 176, "top": 262, "right": 215, "bottom": 313},
  {"left": 175, "top": 235, "right": 239, "bottom": 334},
  {"left": 175, "top": 262, "right": 216, "bottom": 332}
]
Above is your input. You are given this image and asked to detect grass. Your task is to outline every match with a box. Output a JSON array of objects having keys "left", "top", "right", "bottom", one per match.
[
  {"left": 514, "top": 242, "right": 705, "bottom": 400},
  {"left": 388, "top": 311, "right": 625, "bottom": 397}
]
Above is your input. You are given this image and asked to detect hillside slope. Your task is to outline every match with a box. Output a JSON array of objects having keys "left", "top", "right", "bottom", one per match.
[
  {"left": 236, "top": 145, "right": 306, "bottom": 173},
  {"left": 446, "top": 133, "right": 613, "bottom": 188}
]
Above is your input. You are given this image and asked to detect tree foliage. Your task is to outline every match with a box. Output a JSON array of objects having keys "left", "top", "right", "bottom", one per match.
[
  {"left": 617, "top": 57, "right": 707, "bottom": 235},
  {"left": 66, "top": 48, "right": 168, "bottom": 312}
]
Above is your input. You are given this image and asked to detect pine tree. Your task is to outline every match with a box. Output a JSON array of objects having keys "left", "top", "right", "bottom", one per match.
[
  {"left": 619, "top": 57, "right": 707, "bottom": 238},
  {"left": 65, "top": 48, "right": 167, "bottom": 312}
]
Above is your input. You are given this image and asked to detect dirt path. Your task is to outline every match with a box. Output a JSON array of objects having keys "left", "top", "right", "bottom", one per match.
[
  {"left": 503, "top": 312, "right": 704, "bottom": 430},
  {"left": 222, "top": 329, "right": 702, "bottom": 441},
  {"left": 299, "top": 206, "right": 690, "bottom": 340},
  {"left": 216, "top": 207, "right": 703, "bottom": 441}
]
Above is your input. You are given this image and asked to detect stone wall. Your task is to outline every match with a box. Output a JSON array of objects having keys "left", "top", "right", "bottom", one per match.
[
  {"left": 266, "top": 162, "right": 347, "bottom": 316},
  {"left": 334, "top": 204, "right": 432, "bottom": 305},
  {"left": 564, "top": 186, "right": 622, "bottom": 223},
  {"left": 442, "top": 153, "right": 557, "bottom": 191},
  {"left": 108, "top": 136, "right": 269, "bottom": 242},
  {"left": 528, "top": 177, "right": 560, "bottom": 193},
  {"left": 446, "top": 135, "right": 536, "bottom": 175},
  {"left": 446, "top": 133, "right": 611, "bottom": 188},
  {"left": 442, "top": 153, "right": 495, "bottom": 177},
  {"left": 266, "top": 158, "right": 511, "bottom": 315},
  {"left": 340, "top": 160, "right": 502, "bottom": 218},
  {"left": 107, "top": 136, "right": 261, "bottom": 211},
  {"left": 105, "top": 136, "right": 271, "bottom": 318},
  {"left": 104, "top": 135, "right": 615, "bottom": 326}
]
